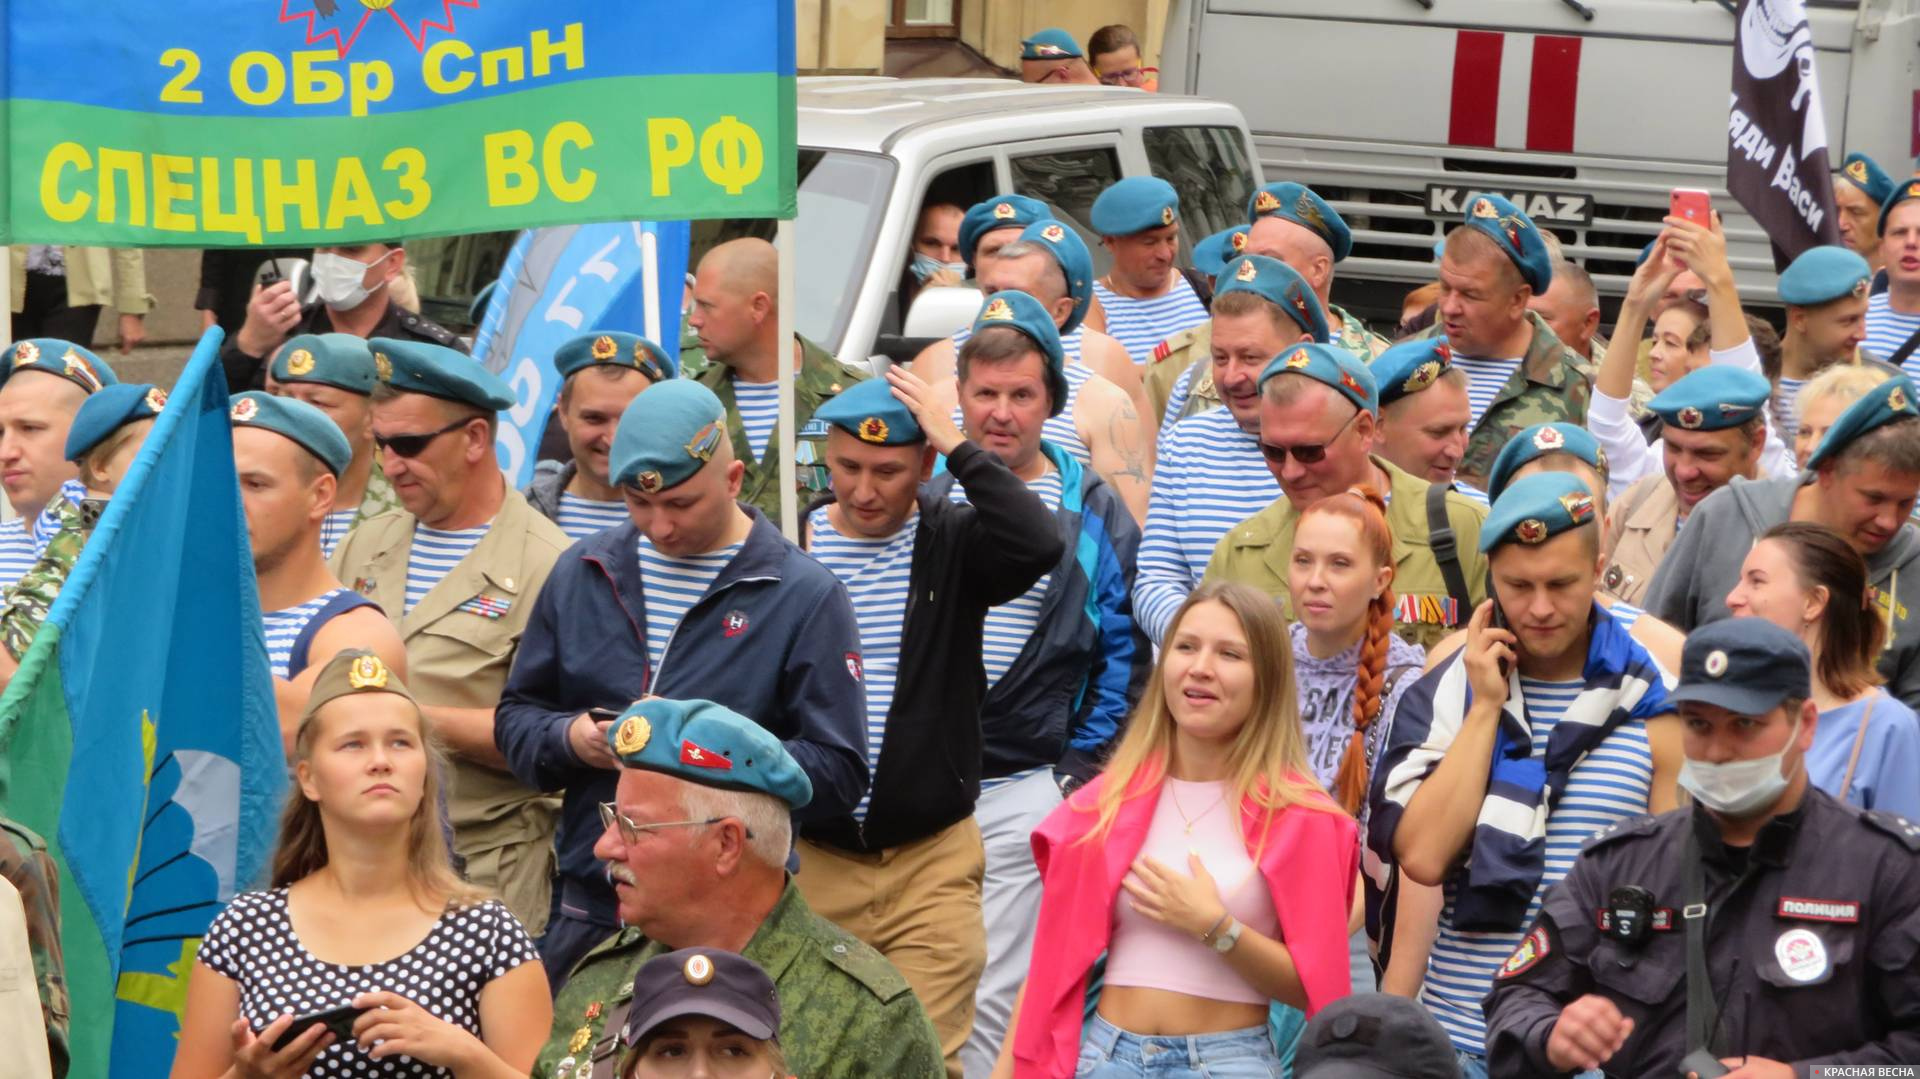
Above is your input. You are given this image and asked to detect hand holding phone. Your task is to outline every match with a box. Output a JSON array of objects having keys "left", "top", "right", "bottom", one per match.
[
  {"left": 1670, "top": 188, "right": 1712, "bottom": 225},
  {"left": 270, "top": 1004, "right": 367, "bottom": 1052},
  {"left": 1464, "top": 600, "right": 1517, "bottom": 706},
  {"left": 1679, "top": 1048, "right": 1731, "bottom": 1078}
]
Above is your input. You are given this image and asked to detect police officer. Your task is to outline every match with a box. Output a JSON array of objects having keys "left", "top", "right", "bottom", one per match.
[
  {"left": 620, "top": 949, "right": 785, "bottom": 1079},
  {"left": 524, "top": 331, "right": 673, "bottom": 541},
  {"left": 1483, "top": 618, "right": 1920, "bottom": 1079},
  {"left": 1835, "top": 151, "right": 1895, "bottom": 276},
  {"left": 1018, "top": 28, "right": 1099, "bottom": 84},
  {"left": 1088, "top": 177, "right": 1210, "bottom": 361},
  {"left": 1770, "top": 246, "right": 1874, "bottom": 442},
  {"left": 267, "top": 333, "right": 404, "bottom": 554}
]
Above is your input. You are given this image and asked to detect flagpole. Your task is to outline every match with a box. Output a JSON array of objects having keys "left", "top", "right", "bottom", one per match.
[
  {"left": 1, "top": 247, "right": 11, "bottom": 351},
  {"left": 776, "top": 218, "right": 797, "bottom": 542}
]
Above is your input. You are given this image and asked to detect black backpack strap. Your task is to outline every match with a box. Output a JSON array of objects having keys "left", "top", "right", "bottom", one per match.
[
  {"left": 1427, "top": 482, "right": 1472, "bottom": 628},
  {"left": 1889, "top": 322, "right": 1920, "bottom": 370},
  {"left": 1178, "top": 264, "right": 1214, "bottom": 307}
]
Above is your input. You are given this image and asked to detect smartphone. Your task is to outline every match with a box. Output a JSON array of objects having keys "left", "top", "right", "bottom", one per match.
[
  {"left": 269, "top": 1003, "right": 366, "bottom": 1051},
  {"left": 1489, "top": 601, "right": 1513, "bottom": 678},
  {"left": 588, "top": 707, "right": 622, "bottom": 722},
  {"left": 1679, "top": 1048, "right": 1731, "bottom": 1078},
  {"left": 1670, "top": 188, "right": 1713, "bottom": 225}
]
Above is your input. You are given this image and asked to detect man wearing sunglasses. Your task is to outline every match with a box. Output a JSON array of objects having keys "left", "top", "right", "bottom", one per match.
[
  {"left": 328, "top": 337, "right": 571, "bottom": 941},
  {"left": 1202, "top": 342, "right": 1489, "bottom": 650}
]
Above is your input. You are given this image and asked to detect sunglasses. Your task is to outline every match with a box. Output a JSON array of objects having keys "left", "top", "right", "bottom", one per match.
[
  {"left": 1259, "top": 409, "right": 1360, "bottom": 466},
  {"left": 373, "top": 417, "right": 471, "bottom": 458}
]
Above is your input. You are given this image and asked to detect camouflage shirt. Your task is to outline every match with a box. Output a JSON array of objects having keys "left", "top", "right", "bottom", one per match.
[
  {"left": 0, "top": 495, "right": 99, "bottom": 661},
  {"left": 1442, "top": 311, "right": 1593, "bottom": 489},
  {"left": 1146, "top": 304, "right": 1387, "bottom": 431},
  {"left": 532, "top": 882, "right": 942, "bottom": 1079},
  {"left": 356, "top": 457, "right": 403, "bottom": 523},
  {"left": 1, "top": 817, "right": 66, "bottom": 1078},
  {"left": 695, "top": 336, "right": 867, "bottom": 533}
]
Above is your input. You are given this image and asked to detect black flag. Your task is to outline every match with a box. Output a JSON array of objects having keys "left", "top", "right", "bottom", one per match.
[{"left": 1727, "top": 0, "right": 1842, "bottom": 270}]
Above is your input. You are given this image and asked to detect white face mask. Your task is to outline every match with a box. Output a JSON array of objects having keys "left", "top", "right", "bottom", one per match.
[
  {"left": 1678, "top": 717, "right": 1799, "bottom": 817},
  {"left": 311, "top": 249, "right": 395, "bottom": 310},
  {"left": 909, "top": 250, "right": 967, "bottom": 283}
]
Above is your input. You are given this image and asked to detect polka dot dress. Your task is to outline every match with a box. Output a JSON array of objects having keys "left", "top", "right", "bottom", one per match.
[{"left": 198, "top": 889, "right": 540, "bottom": 1076}]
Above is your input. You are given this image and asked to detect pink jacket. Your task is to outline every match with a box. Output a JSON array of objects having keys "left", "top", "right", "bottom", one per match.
[{"left": 1011, "top": 767, "right": 1358, "bottom": 1078}]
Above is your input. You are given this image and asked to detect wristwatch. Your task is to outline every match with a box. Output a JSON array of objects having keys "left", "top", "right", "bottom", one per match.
[{"left": 1210, "top": 916, "right": 1243, "bottom": 954}]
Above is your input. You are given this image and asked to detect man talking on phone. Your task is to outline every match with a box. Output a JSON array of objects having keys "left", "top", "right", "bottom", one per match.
[{"left": 220, "top": 240, "right": 464, "bottom": 393}]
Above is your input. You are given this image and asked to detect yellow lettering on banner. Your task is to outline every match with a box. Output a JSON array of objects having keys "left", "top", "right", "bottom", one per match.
[
  {"left": 231, "top": 51, "right": 286, "bottom": 107},
  {"left": 292, "top": 50, "right": 345, "bottom": 106},
  {"left": 382, "top": 148, "right": 431, "bottom": 220},
  {"left": 543, "top": 122, "right": 595, "bottom": 203},
  {"left": 324, "top": 157, "right": 384, "bottom": 229},
  {"left": 529, "top": 23, "right": 585, "bottom": 77},
  {"left": 647, "top": 118, "right": 694, "bottom": 198},
  {"left": 483, "top": 130, "right": 539, "bottom": 207},
  {"left": 263, "top": 158, "right": 321, "bottom": 233},
  {"left": 158, "top": 49, "right": 204, "bottom": 105},
  {"left": 423, "top": 39, "right": 475, "bottom": 94},
  {"left": 99, "top": 148, "right": 149, "bottom": 227},
  {"left": 40, "top": 143, "right": 93, "bottom": 224},
  {"left": 202, "top": 158, "right": 264, "bottom": 244},
  {"left": 480, "top": 46, "right": 525, "bottom": 88},
  {"left": 350, "top": 61, "right": 394, "bottom": 117},
  {"left": 151, "top": 154, "right": 196, "bottom": 232},
  {"left": 699, "top": 116, "right": 763, "bottom": 196}
]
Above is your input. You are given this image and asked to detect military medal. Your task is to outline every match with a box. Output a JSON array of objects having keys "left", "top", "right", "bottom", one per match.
[
  {"left": 585, "top": 1001, "right": 603, "bottom": 1020},
  {"left": 569, "top": 1025, "right": 594, "bottom": 1054}
]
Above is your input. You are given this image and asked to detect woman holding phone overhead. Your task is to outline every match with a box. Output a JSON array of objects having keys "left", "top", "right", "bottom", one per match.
[{"left": 171, "top": 649, "right": 550, "bottom": 1079}]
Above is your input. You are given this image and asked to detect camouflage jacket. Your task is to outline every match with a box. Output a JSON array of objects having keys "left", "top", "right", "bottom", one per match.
[
  {"left": 532, "top": 882, "right": 942, "bottom": 1079},
  {"left": 1442, "top": 311, "right": 1593, "bottom": 489},
  {"left": 355, "top": 457, "right": 403, "bottom": 523},
  {"left": 1, "top": 817, "right": 66, "bottom": 1078},
  {"left": 1145, "top": 304, "right": 1387, "bottom": 430},
  {"left": 695, "top": 336, "right": 867, "bottom": 533},
  {"left": 0, "top": 496, "right": 99, "bottom": 661}
]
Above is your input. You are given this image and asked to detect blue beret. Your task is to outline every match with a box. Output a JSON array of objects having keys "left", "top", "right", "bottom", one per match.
[
  {"left": 1192, "top": 226, "right": 1251, "bottom": 279},
  {"left": 1647, "top": 366, "right": 1772, "bottom": 433},
  {"left": 606, "top": 697, "right": 813, "bottom": 810},
  {"left": 1372, "top": 340, "right": 1455, "bottom": 408},
  {"left": 1215, "top": 256, "right": 1330, "bottom": 343},
  {"left": 968, "top": 290, "right": 1069, "bottom": 418},
  {"left": 1258, "top": 343, "right": 1377, "bottom": 415},
  {"left": 554, "top": 331, "right": 674, "bottom": 384},
  {"left": 229, "top": 391, "right": 353, "bottom": 476},
  {"left": 64, "top": 382, "right": 165, "bottom": 462},
  {"left": 813, "top": 379, "right": 924, "bottom": 446},
  {"left": 960, "top": 194, "right": 1050, "bottom": 267},
  {"left": 1841, "top": 152, "right": 1896, "bottom": 209},
  {"left": 1636, "top": 240, "right": 1657, "bottom": 268},
  {"left": 1879, "top": 177, "right": 1920, "bottom": 236},
  {"left": 1806, "top": 373, "right": 1920, "bottom": 470},
  {"left": 1486, "top": 422, "right": 1607, "bottom": 502},
  {"left": 1457, "top": 193, "right": 1553, "bottom": 293},
  {"left": 1020, "top": 28, "right": 1083, "bottom": 60},
  {"left": 1090, "top": 176, "right": 1179, "bottom": 237},
  {"left": 271, "top": 333, "right": 376, "bottom": 395},
  {"left": 1019, "top": 219, "right": 1093, "bottom": 336},
  {"left": 0, "top": 338, "right": 117, "bottom": 395},
  {"left": 1777, "top": 245, "right": 1871, "bottom": 307},
  {"left": 1480, "top": 471, "right": 1600, "bottom": 553},
  {"left": 369, "top": 338, "right": 513, "bottom": 411},
  {"left": 1247, "top": 182, "right": 1353, "bottom": 262},
  {"left": 611, "top": 380, "right": 728, "bottom": 493}
]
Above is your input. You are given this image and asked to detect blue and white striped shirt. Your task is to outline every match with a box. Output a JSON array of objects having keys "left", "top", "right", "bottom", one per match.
[
  {"left": 0, "top": 479, "right": 89, "bottom": 590},
  {"left": 1451, "top": 355, "right": 1523, "bottom": 432},
  {"left": 1092, "top": 276, "right": 1209, "bottom": 362},
  {"left": 1454, "top": 482, "right": 1491, "bottom": 508},
  {"left": 1865, "top": 292, "right": 1920, "bottom": 370},
  {"left": 319, "top": 508, "right": 357, "bottom": 558},
  {"left": 733, "top": 380, "right": 780, "bottom": 462},
  {"left": 1135, "top": 407, "right": 1279, "bottom": 644},
  {"left": 636, "top": 537, "right": 741, "bottom": 682},
  {"left": 262, "top": 589, "right": 349, "bottom": 680},
  {"left": 556, "top": 491, "right": 630, "bottom": 542},
  {"left": 1773, "top": 376, "right": 1805, "bottom": 445},
  {"left": 404, "top": 524, "right": 489, "bottom": 614},
  {"left": 1421, "top": 678, "right": 1654, "bottom": 1056},
  {"left": 807, "top": 508, "right": 917, "bottom": 821}
]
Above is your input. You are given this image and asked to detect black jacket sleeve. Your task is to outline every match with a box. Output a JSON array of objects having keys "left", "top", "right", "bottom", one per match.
[
  {"left": 777, "top": 574, "right": 874, "bottom": 822},
  {"left": 943, "top": 440, "right": 1067, "bottom": 607}
]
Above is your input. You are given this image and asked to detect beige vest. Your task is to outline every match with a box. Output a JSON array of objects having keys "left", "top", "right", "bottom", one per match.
[
  {"left": 0, "top": 877, "right": 51, "bottom": 1079},
  {"left": 1601, "top": 474, "right": 1682, "bottom": 607}
]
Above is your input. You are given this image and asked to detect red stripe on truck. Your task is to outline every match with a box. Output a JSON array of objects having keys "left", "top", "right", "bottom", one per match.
[
  {"left": 1449, "top": 30, "right": 1503, "bottom": 148},
  {"left": 1527, "top": 35, "right": 1581, "bottom": 153}
]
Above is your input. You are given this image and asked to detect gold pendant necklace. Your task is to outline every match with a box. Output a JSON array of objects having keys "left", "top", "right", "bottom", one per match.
[{"left": 1167, "top": 781, "right": 1225, "bottom": 836}]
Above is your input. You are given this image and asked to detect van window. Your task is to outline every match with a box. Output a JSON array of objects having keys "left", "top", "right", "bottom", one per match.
[
  {"left": 1145, "top": 125, "right": 1257, "bottom": 253},
  {"left": 1011, "top": 145, "right": 1124, "bottom": 274}
]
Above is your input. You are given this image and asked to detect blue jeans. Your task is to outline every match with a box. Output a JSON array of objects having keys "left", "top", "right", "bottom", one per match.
[{"left": 1077, "top": 1015, "right": 1282, "bottom": 1078}]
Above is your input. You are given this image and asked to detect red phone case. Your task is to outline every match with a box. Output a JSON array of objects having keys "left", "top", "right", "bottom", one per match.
[{"left": 1670, "top": 189, "right": 1712, "bottom": 224}]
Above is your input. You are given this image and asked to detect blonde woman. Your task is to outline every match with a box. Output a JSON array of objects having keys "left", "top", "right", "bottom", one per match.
[{"left": 1793, "top": 362, "right": 1892, "bottom": 466}]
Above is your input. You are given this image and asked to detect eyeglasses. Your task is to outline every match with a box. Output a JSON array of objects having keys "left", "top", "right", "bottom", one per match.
[
  {"left": 1097, "top": 66, "right": 1155, "bottom": 86},
  {"left": 1259, "top": 409, "right": 1361, "bottom": 466},
  {"left": 597, "top": 802, "right": 750, "bottom": 845},
  {"left": 373, "top": 417, "right": 471, "bottom": 458}
]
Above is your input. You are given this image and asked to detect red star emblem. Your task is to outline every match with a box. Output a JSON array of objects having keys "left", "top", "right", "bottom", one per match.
[{"left": 279, "top": 0, "right": 479, "bottom": 60}]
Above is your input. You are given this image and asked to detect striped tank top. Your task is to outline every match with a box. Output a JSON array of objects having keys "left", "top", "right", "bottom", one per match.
[{"left": 1091, "top": 276, "right": 1209, "bottom": 361}]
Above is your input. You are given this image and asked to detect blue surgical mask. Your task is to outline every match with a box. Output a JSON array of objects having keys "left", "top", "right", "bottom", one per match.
[{"left": 910, "top": 251, "right": 967, "bottom": 283}]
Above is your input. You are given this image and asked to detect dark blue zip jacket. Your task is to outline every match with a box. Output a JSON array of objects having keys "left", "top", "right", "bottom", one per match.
[{"left": 494, "top": 506, "right": 869, "bottom": 929}]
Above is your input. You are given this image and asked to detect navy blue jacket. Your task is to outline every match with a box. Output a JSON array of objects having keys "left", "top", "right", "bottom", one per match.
[{"left": 494, "top": 507, "right": 869, "bottom": 929}]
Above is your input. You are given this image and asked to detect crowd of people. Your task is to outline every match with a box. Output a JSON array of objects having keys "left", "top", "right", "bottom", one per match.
[{"left": 5, "top": 24, "right": 1920, "bottom": 1078}]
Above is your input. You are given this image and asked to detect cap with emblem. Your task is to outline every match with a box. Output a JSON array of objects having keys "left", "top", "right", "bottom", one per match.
[
  {"left": 1646, "top": 366, "right": 1772, "bottom": 434},
  {"left": 1294, "top": 994, "right": 1462, "bottom": 1079},
  {"left": 621, "top": 948, "right": 781, "bottom": 1050},
  {"left": 1090, "top": 176, "right": 1180, "bottom": 238},
  {"left": 1480, "top": 471, "right": 1600, "bottom": 553},
  {"left": 300, "top": 647, "right": 418, "bottom": 727},
  {"left": 554, "top": 331, "right": 674, "bottom": 384},
  {"left": 64, "top": 383, "right": 166, "bottom": 463},
  {"left": 812, "top": 378, "right": 924, "bottom": 446},
  {"left": 960, "top": 194, "right": 1050, "bottom": 268},
  {"left": 1020, "top": 27, "right": 1084, "bottom": 60},
  {"left": 1216, "top": 255, "right": 1330, "bottom": 343},
  {"left": 1669, "top": 618, "right": 1811, "bottom": 715},
  {"left": 1258, "top": 343, "right": 1377, "bottom": 415},
  {"left": 1019, "top": 219, "right": 1094, "bottom": 335},
  {"left": 1840, "top": 151, "right": 1895, "bottom": 209},
  {"left": 270, "top": 333, "right": 378, "bottom": 395},
  {"left": 1805, "top": 372, "right": 1920, "bottom": 470},
  {"left": 1454, "top": 193, "right": 1553, "bottom": 293},
  {"left": 1371, "top": 340, "right": 1455, "bottom": 409},
  {"left": 1777, "top": 245, "right": 1872, "bottom": 307},
  {"left": 604, "top": 697, "right": 813, "bottom": 809},
  {"left": 1485, "top": 422, "right": 1607, "bottom": 502},
  {"left": 368, "top": 338, "right": 513, "bottom": 412},
  {"left": 967, "top": 290, "right": 1069, "bottom": 417},
  {"left": 229, "top": 391, "right": 353, "bottom": 476},
  {"left": 1245, "top": 182, "right": 1353, "bottom": 262},
  {"left": 1192, "top": 226, "right": 1252, "bottom": 280},
  {"left": 0, "top": 338, "right": 117, "bottom": 395},
  {"left": 1879, "top": 178, "right": 1920, "bottom": 235},
  {"left": 610, "top": 380, "right": 729, "bottom": 493}
]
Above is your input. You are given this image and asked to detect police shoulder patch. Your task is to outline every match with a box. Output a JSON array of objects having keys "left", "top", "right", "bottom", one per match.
[
  {"left": 1496, "top": 924, "right": 1552, "bottom": 980},
  {"left": 1582, "top": 812, "right": 1662, "bottom": 853},
  {"left": 1861, "top": 809, "right": 1920, "bottom": 851}
]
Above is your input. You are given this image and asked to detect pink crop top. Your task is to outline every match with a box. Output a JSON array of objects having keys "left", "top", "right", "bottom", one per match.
[{"left": 1105, "top": 778, "right": 1280, "bottom": 1005}]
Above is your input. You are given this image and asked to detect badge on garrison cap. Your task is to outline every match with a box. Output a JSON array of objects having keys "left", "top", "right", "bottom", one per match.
[
  {"left": 982, "top": 297, "right": 1014, "bottom": 321},
  {"left": 1704, "top": 649, "right": 1729, "bottom": 677},
  {"left": 1533, "top": 427, "right": 1565, "bottom": 451},
  {"left": 614, "top": 714, "right": 652, "bottom": 756},
  {"left": 286, "top": 349, "right": 316, "bottom": 376},
  {"left": 12, "top": 342, "right": 38, "bottom": 367},
  {"left": 1235, "top": 259, "right": 1259, "bottom": 283},
  {"left": 1253, "top": 189, "right": 1281, "bottom": 214},
  {"left": 374, "top": 351, "right": 393, "bottom": 382},
  {"left": 591, "top": 335, "right": 618, "bottom": 362},
  {"left": 1678, "top": 406, "right": 1705, "bottom": 429},
  {"left": 684, "top": 954, "right": 716, "bottom": 986},
  {"left": 347, "top": 654, "right": 389, "bottom": 690},
  {"left": 857, "top": 417, "right": 889, "bottom": 444},
  {"left": 230, "top": 397, "right": 259, "bottom": 422}
]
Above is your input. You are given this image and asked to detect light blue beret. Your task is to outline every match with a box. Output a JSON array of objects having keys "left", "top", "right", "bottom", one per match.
[
  {"left": 229, "top": 390, "right": 353, "bottom": 476},
  {"left": 370, "top": 338, "right": 513, "bottom": 411},
  {"left": 1372, "top": 340, "right": 1455, "bottom": 408},
  {"left": 1247, "top": 182, "right": 1352, "bottom": 262},
  {"left": 272, "top": 333, "right": 377, "bottom": 395},
  {"left": 967, "top": 290, "right": 1068, "bottom": 418},
  {"left": 1090, "top": 176, "right": 1179, "bottom": 237},
  {"left": 554, "top": 331, "right": 674, "bottom": 383},
  {"left": 1777, "top": 245, "right": 1871, "bottom": 307},
  {"left": 0, "top": 338, "right": 116, "bottom": 395},
  {"left": 1647, "top": 366, "right": 1772, "bottom": 432},
  {"left": 1019, "top": 219, "right": 1093, "bottom": 336},
  {"left": 1457, "top": 193, "right": 1553, "bottom": 293},
  {"left": 1257, "top": 342, "right": 1377, "bottom": 415},
  {"left": 1806, "top": 374, "right": 1920, "bottom": 470},
  {"left": 65, "top": 382, "right": 164, "bottom": 462},
  {"left": 1215, "top": 255, "right": 1330, "bottom": 343},
  {"left": 611, "top": 380, "right": 728, "bottom": 493},
  {"left": 1192, "top": 227, "right": 1251, "bottom": 279},
  {"left": 813, "top": 379, "right": 924, "bottom": 446},
  {"left": 960, "top": 194, "right": 1050, "bottom": 267},
  {"left": 1480, "top": 471, "right": 1600, "bottom": 553},
  {"left": 607, "top": 697, "right": 813, "bottom": 810},
  {"left": 1486, "top": 422, "right": 1607, "bottom": 502},
  {"left": 1020, "top": 28, "right": 1084, "bottom": 60}
]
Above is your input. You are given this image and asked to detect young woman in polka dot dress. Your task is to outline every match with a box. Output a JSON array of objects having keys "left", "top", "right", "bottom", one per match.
[{"left": 170, "top": 652, "right": 552, "bottom": 1077}]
